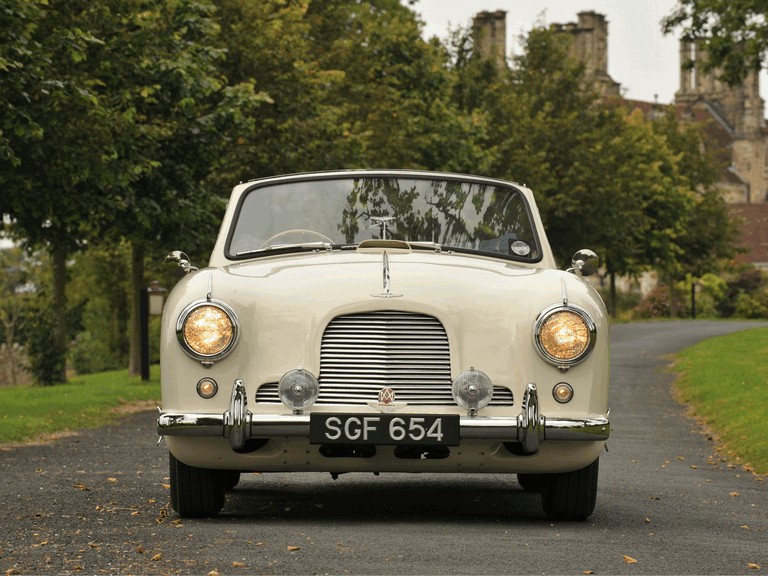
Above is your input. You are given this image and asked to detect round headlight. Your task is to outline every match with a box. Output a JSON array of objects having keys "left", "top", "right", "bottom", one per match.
[
  {"left": 278, "top": 369, "right": 320, "bottom": 413},
  {"left": 452, "top": 368, "right": 493, "bottom": 415},
  {"left": 177, "top": 301, "right": 238, "bottom": 361},
  {"left": 534, "top": 305, "right": 595, "bottom": 367}
]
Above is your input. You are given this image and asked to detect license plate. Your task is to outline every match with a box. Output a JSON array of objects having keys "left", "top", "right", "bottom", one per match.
[{"left": 309, "top": 413, "right": 460, "bottom": 446}]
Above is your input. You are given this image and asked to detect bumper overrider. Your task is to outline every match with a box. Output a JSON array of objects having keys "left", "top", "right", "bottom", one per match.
[{"left": 158, "top": 380, "right": 609, "bottom": 455}]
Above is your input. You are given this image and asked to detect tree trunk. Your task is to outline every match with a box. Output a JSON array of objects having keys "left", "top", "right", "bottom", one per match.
[
  {"left": 51, "top": 244, "right": 68, "bottom": 383},
  {"left": 668, "top": 273, "right": 677, "bottom": 318},
  {"left": 128, "top": 242, "right": 145, "bottom": 376},
  {"left": 609, "top": 272, "right": 617, "bottom": 319}
]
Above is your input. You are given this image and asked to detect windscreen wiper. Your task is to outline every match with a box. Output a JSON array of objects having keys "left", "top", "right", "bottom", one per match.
[{"left": 236, "top": 242, "right": 337, "bottom": 257}]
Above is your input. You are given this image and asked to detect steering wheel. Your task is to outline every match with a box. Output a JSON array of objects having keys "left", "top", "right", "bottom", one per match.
[{"left": 259, "top": 229, "right": 334, "bottom": 249}]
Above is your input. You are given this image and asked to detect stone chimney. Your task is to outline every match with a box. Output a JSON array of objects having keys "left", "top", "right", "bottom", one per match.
[
  {"left": 473, "top": 10, "right": 507, "bottom": 69},
  {"left": 551, "top": 11, "right": 621, "bottom": 97}
]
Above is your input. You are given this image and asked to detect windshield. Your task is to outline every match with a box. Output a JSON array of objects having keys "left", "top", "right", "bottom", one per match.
[{"left": 226, "top": 175, "right": 541, "bottom": 262}]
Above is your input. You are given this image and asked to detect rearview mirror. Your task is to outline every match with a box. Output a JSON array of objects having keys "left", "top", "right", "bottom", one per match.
[
  {"left": 166, "top": 250, "right": 198, "bottom": 274},
  {"left": 568, "top": 249, "right": 599, "bottom": 277}
]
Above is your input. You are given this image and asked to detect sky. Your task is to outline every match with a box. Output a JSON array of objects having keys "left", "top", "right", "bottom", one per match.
[{"left": 411, "top": 0, "right": 767, "bottom": 104}]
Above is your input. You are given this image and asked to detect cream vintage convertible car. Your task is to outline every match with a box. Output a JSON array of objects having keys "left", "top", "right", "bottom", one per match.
[{"left": 158, "top": 170, "right": 610, "bottom": 520}]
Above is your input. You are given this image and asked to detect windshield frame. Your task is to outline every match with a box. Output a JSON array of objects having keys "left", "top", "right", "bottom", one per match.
[{"left": 223, "top": 171, "right": 545, "bottom": 264}]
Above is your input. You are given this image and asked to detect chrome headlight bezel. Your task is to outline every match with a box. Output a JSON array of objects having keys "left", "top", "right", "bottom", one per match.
[
  {"left": 533, "top": 304, "right": 596, "bottom": 368},
  {"left": 176, "top": 299, "right": 240, "bottom": 363}
]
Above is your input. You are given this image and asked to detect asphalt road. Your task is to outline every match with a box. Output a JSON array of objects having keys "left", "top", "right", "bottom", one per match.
[{"left": 1, "top": 320, "right": 766, "bottom": 575}]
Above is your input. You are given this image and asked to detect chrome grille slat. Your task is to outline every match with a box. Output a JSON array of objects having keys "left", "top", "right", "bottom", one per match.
[{"left": 254, "top": 311, "right": 514, "bottom": 407}]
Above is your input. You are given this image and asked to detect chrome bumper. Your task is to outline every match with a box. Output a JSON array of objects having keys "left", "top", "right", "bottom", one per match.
[{"left": 157, "top": 381, "right": 610, "bottom": 455}]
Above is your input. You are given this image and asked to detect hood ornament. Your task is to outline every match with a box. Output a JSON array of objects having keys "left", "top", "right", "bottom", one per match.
[
  {"left": 370, "top": 216, "right": 395, "bottom": 240},
  {"left": 373, "top": 251, "right": 402, "bottom": 298}
]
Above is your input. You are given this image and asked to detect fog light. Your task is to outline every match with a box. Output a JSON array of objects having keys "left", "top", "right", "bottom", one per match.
[
  {"left": 452, "top": 368, "right": 493, "bottom": 415},
  {"left": 278, "top": 368, "right": 319, "bottom": 413},
  {"left": 197, "top": 377, "right": 218, "bottom": 399},
  {"left": 553, "top": 382, "right": 574, "bottom": 404}
]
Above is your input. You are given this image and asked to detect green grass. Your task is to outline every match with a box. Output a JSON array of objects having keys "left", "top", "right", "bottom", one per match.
[
  {"left": 0, "top": 366, "right": 160, "bottom": 445},
  {"left": 673, "top": 327, "right": 768, "bottom": 475}
]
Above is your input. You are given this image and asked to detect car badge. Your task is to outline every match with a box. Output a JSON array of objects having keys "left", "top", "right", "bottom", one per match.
[
  {"left": 373, "top": 251, "right": 402, "bottom": 298},
  {"left": 367, "top": 387, "right": 407, "bottom": 412}
]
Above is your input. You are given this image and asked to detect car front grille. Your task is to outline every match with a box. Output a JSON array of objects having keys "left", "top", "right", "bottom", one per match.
[{"left": 254, "top": 311, "right": 514, "bottom": 406}]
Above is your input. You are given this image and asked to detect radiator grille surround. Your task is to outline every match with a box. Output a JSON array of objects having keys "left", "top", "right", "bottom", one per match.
[{"left": 254, "top": 311, "right": 514, "bottom": 407}]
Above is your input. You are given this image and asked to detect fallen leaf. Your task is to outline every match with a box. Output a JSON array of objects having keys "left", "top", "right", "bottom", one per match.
[
  {"left": 136, "top": 546, "right": 145, "bottom": 554},
  {"left": 287, "top": 546, "right": 301, "bottom": 551},
  {"left": 107, "top": 477, "right": 118, "bottom": 483},
  {"left": 644, "top": 517, "right": 652, "bottom": 524},
  {"left": 623, "top": 555, "right": 638, "bottom": 564},
  {"left": 730, "top": 492, "right": 740, "bottom": 497},
  {"left": 232, "top": 562, "right": 246, "bottom": 568},
  {"left": 748, "top": 563, "right": 760, "bottom": 570},
  {"left": 690, "top": 464, "right": 698, "bottom": 469},
  {"left": 74, "top": 483, "right": 90, "bottom": 491},
  {"left": 6, "top": 569, "right": 21, "bottom": 575},
  {"left": 582, "top": 571, "right": 594, "bottom": 575},
  {"left": 207, "top": 571, "right": 220, "bottom": 576},
  {"left": 741, "top": 525, "right": 751, "bottom": 530},
  {"left": 151, "top": 553, "right": 162, "bottom": 562}
]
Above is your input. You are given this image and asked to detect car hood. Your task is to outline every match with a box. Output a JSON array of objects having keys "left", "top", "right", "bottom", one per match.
[{"left": 172, "top": 249, "right": 604, "bottom": 324}]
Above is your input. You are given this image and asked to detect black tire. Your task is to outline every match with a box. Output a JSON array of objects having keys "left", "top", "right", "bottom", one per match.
[
  {"left": 541, "top": 458, "right": 599, "bottom": 521},
  {"left": 517, "top": 473, "right": 543, "bottom": 492},
  {"left": 169, "top": 453, "right": 226, "bottom": 518},
  {"left": 224, "top": 470, "right": 241, "bottom": 491}
]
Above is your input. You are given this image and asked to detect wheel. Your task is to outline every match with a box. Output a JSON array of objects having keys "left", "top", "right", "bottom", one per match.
[
  {"left": 224, "top": 470, "right": 241, "bottom": 491},
  {"left": 517, "top": 473, "right": 543, "bottom": 492},
  {"left": 260, "top": 229, "right": 333, "bottom": 249},
  {"left": 540, "top": 458, "right": 599, "bottom": 521},
  {"left": 169, "top": 453, "right": 226, "bottom": 518}
]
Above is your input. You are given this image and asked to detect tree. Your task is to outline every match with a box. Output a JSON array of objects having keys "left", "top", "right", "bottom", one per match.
[
  {"left": 309, "top": 0, "right": 486, "bottom": 172},
  {"left": 77, "top": 0, "right": 236, "bottom": 375},
  {"left": 2, "top": 0, "right": 118, "bottom": 383},
  {"left": 0, "top": 0, "right": 46, "bottom": 169},
  {"left": 448, "top": 23, "right": 737, "bottom": 315},
  {"left": 662, "top": 0, "right": 768, "bottom": 85}
]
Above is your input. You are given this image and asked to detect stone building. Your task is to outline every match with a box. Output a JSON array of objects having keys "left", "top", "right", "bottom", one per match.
[
  {"left": 472, "top": 10, "right": 768, "bottom": 268},
  {"left": 675, "top": 42, "right": 767, "bottom": 205}
]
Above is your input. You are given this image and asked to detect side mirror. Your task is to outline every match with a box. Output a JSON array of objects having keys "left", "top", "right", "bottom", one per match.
[
  {"left": 166, "top": 250, "right": 198, "bottom": 274},
  {"left": 568, "top": 249, "right": 599, "bottom": 277}
]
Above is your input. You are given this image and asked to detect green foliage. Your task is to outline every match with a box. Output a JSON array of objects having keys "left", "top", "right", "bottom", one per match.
[
  {"left": 674, "top": 327, "right": 768, "bottom": 474},
  {"left": 634, "top": 265, "right": 768, "bottom": 320},
  {"left": 25, "top": 304, "right": 68, "bottom": 386},
  {"left": 717, "top": 265, "right": 768, "bottom": 318},
  {"left": 662, "top": 0, "right": 768, "bottom": 86}
]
